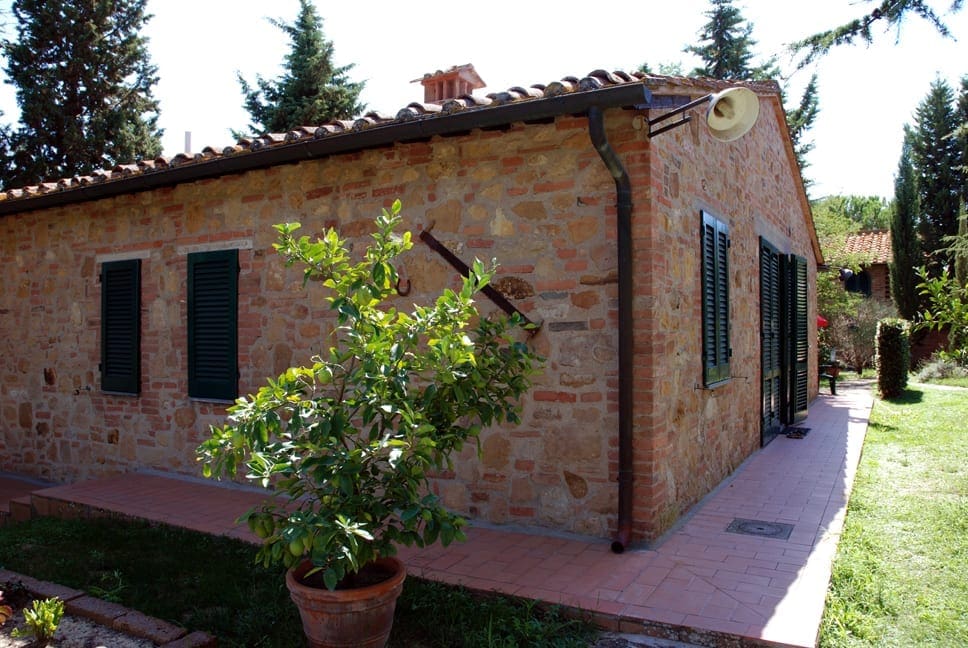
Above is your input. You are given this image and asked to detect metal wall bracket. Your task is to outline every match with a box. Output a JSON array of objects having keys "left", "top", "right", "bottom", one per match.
[{"left": 419, "top": 224, "right": 541, "bottom": 333}]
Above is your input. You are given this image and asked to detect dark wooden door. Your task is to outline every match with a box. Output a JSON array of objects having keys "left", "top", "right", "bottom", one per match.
[
  {"left": 760, "top": 239, "right": 783, "bottom": 445},
  {"left": 781, "top": 253, "right": 809, "bottom": 425}
]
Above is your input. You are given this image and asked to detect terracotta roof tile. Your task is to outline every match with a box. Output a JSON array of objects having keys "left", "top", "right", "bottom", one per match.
[
  {"left": 844, "top": 229, "right": 892, "bottom": 264},
  {"left": 0, "top": 70, "right": 782, "bottom": 208}
]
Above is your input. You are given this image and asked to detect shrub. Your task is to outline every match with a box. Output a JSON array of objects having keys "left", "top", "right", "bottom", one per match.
[
  {"left": 876, "top": 318, "right": 910, "bottom": 398},
  {"left": 915, "top": 354, "right": 968, "bottom": 382},
  {"left": 917, "top": 266, "right": 968, "bottom": 358},
  {"left": 826, "top": 299, "right": 897, "bottom": 374},
  {"left": 11, "top": 597, "right": 64, "bottom": 642}
]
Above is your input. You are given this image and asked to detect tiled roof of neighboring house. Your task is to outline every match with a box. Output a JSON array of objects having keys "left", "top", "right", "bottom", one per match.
[
  {"left": 0, "top": 70, "right": 783, "bottom": 216},
  {"left": 844, "top": 229, "right": 892, "bottom": 264}
]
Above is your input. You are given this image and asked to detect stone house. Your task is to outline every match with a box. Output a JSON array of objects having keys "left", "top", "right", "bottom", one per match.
[
  {"left": 0, "top": 69, "right": 821, "bottom": 547},
  {"left": 840, "top": 228, "right": 950, "bottom": 363}
]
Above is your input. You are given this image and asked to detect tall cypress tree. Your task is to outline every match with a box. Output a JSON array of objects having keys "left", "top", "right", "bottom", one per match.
[
  {"left": 954, "top": 208, "right": 968, "bottom": 289},
  {"left": 890, "top": 130, "right": 922, "bottom": 320},
  {"left": 238, "top": 0, "right": 364, "bottom": 136},
  {"left": 2, "top": 0, "right": 162, "bottom": 188},
  {"left": 954, "top": 77, "right": 968, "bottom": 288},
  {"left": 910, "top": 78, "right": 961, "bottom": 274},
  {"left": 786, "top": 73, "right": 821, "bottom": 178},
  {"left": 957, "top": 76, "right": 968, "bottom": 206}
]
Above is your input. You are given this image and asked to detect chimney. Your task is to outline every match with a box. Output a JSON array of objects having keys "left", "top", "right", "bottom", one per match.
[{"left": 412, "top": 64, "right": 485, "bottom": 104}]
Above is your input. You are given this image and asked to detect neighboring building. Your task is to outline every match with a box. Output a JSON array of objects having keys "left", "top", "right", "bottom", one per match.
[
  {"left": 0, "top": 69, "right": 821, "bottom": 546},
  {"left": 843, "top": 229, "right": 892, "bottom": 302}
]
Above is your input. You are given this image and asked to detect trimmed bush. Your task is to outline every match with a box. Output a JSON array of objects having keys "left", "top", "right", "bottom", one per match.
[{"left": 876, "top": 318, "right": 910, "bottom": 398}]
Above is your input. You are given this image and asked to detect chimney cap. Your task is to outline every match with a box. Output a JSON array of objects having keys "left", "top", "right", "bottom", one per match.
[
  {"left": 412, "top": 63, "right": 485, "bottom": 88},
  {"left": 412, "top": 64, "right": 486, "bottom": 105}
]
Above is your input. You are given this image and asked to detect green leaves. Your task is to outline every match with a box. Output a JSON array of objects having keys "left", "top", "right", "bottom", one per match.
[
  {"left": 196, "top": 202, "right": 540, "bottom": 589},
  {"left": 11, "top": 597, "right": 64, "bottom": 642}
]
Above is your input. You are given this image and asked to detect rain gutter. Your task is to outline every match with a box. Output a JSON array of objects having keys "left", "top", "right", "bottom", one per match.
[{"left": 587, "top": 105, "right": 636, "bottom": 553}]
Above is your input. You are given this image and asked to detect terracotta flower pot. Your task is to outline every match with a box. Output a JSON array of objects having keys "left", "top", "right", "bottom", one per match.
[{"left": 286, "top": 556, "right": 406, "bottom": 648}]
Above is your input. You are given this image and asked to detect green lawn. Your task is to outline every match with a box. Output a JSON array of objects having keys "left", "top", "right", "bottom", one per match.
[
  {"left": 924, "top": 376, "right": 968, "bottom": 388},
  {"left": 819, "top": 383, "right": 968, "bottom": 647},
  {"left": 0, "top": 517, "right": 594, "bottom": 647}
]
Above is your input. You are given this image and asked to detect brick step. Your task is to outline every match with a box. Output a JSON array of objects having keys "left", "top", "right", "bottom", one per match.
[
  {"left": 29, "top": 493, "right": 104, "bottom": 521},
  {"left": 9, "top": 495, "right": 32, "bottom": 523}
]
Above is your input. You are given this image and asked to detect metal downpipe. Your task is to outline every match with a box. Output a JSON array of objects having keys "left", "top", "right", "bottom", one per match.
[{"left": 587, "top": 106, "right": 634, "bottom": 553}]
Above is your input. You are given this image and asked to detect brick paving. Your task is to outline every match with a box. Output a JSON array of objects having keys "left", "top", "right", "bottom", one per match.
[{"left": 0, "top": 380, "right": 873, "bottom": 648}]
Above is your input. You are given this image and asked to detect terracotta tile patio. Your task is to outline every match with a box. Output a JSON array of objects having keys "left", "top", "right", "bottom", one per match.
[{"left": 0, "top": 380, "right": 873, "bottom": 648}]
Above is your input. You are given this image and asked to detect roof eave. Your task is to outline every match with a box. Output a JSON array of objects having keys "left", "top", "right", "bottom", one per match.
[{"left": 0, "top": 82, "right": 653, "bottom": 217}]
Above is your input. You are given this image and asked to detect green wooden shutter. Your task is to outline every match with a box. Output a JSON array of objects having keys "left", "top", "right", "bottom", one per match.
[
  {"left": 789, "top": 254, "right": 809, "bottom": 422},
  {"left": 188, "top": 249, "right": 238, "bottom": 401},
  {"left": 780, "top": 253, "right": 809, "bottom": 423},
  {"left": 760, "top": 239, "right": 782, "bottom": 443},
  {"left": 701, "top": 211, "right": 730, "bottom": 386},
  {"left": 100, "top": 259, "right": 141, "bottom": 394}
]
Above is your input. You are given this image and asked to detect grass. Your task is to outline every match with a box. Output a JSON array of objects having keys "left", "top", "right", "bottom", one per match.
[
  {"left": 818, "top": 383, "right": 968, "bottom": 647},
  {"left": 0, "top": 516, "right": 595, "bottom": 647},
  {"left": 926, "top": 376, "right": 968, "bottom": 388}
]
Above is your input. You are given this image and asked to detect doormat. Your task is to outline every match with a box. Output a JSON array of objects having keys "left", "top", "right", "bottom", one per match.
[
  {"left": 784, "top": 426, "right": 810, "bottom": 439},
  {"left": 725, "top": 518, "right": 794, "bottom": 540}
]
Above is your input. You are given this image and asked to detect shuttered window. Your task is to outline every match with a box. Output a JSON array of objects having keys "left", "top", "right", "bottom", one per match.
[
  {"left": 100, "top": 259, "right": 141, "bottom": 395},
  {"left": 786, "top": 254, "right": 809, "bottom": 422},
  {"left": 187, "top": 249, "right": 238, "bottom": 401},
  {"left": 701, "top": 211, "right": 730, "bottom": 386}
]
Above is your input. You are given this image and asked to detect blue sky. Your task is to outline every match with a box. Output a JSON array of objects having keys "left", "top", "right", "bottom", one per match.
[{"left": 1, "top": 1, "right": 965, "bottom": 200}]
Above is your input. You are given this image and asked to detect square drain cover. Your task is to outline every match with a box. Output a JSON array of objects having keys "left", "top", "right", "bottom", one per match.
[
  {"left": 785, "top": 426, "right": 810, "bottom": 439},
  {"left": 725, "top": 518, "right": 794, "bottom": 540}
]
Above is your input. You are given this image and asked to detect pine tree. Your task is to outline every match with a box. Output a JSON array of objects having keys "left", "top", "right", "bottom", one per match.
[
  {"left": 685, "top": 0, "right": 774, "bottom": 80},
  {"left": 890, "top": 131, "right": 922, "bottom": 320},
  {"left": 636, "top": 61, "right": 685, "bottom": 76},
  {"left": 792, "top": 0, "right": 963, "bottom": 68},
  {"left": 910, "top": 78, "right": 961, "bottom": 274},
  {"left": 237, "top": 0, "right": 364, "bottom": 136},
  {"left": 1, "top": 0, "right": 162, "bottom": 188},
  {"left": 684, "top": 0, "right": 819, "bottom": 184}
]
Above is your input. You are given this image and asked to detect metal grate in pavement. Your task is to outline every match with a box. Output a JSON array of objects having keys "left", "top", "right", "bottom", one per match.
[{"left": 725, "top": 518, "right": 794, "bottom": 540}]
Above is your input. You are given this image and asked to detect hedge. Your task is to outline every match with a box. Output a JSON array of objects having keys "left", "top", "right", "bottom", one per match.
[{"left": 876, "top": 318, "right": 910, "bottom": 398}]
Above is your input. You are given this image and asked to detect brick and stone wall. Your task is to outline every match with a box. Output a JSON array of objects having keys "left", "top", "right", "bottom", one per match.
[
  {"left": 629, "top": 92, "right": 818, "bottom": 539},
  {"left": 0, "top": 97, "right": 816, "bottom": 543},
  {"left": 867, "top": 263, "right": 891, "bottom": 303}
]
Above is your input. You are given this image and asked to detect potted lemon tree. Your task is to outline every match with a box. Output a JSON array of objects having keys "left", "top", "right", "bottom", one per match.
[{"left": 197, "top": 201, "right": 539, "bottom": 648}]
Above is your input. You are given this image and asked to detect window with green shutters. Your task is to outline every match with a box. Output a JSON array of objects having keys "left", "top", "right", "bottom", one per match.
[
  {"left": 100, "top": 259, "right": 141, "bottom": 395},
  {"left": 187, "top": 249, "right": 238, "bottom": 401},
  {"left": 701, "top": 211, "right": 730, "bottom": 387}
]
